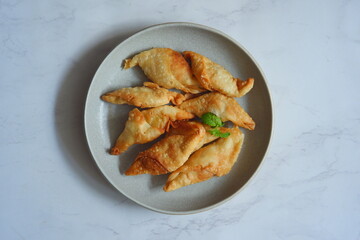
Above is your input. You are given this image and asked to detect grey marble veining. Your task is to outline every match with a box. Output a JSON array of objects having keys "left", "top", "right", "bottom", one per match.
[{"left": 1, "top": 0, "right": 360, "bottom": 239}]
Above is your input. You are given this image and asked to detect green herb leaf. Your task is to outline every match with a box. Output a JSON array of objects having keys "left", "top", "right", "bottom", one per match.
[
  {"left": 201, "top": 112, "right": 224, "bottom": 128},
  {"left": 208, "top": 128, "right": 230, "bottom": 138}
]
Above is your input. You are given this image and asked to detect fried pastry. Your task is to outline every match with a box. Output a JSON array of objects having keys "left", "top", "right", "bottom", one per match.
[
  {"left": 101, "top": 82, "right": 185, "bottom": 108},
  {"left": 124, "top": 48, "right": 205, "bottom": 94},
  {"left": 163, "top": 127, "right": 244, "bottom": 192},
  {"left": 125, "top": 121, "right": 216, "bottom": 176},
  {"left": 179, "top": 92, "right": 255, "bottom": 130},
  {"left": 183, "top": 51, "right": 254, "bottom": 97},
  {"left": 171, "top": 122, "right": 221, "bottom": 151},
  {"left": 110, "top": 106, "right": 194, "bottom": 155}
]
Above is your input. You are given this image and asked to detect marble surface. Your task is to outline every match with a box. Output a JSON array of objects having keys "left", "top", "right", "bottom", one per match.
[{"left": 1, "top": 0, "right": 359, "bottom": 239}]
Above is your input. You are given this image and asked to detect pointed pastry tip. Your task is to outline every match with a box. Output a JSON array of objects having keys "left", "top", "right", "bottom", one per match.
[
  {"left": 110, "top": 147, "right": 121, "bottom": 155},
  {"left": 125, "top": 156, "right": 168, "bottom": 176}
]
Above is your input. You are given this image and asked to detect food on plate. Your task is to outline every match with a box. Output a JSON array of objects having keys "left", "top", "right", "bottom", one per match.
[
  {"left": 183, "top": 51, "right": 254, "bottom": 97},
  {"left": 201, "top": 112, "right": 230, "bottom": 138},
  {"left": 124, "top": 48, "right": 205, "bottom": 94},
  {"left": 196, "top": 125, "right": 220, "bottom": 146},
  {"left": 100, "top": 47, "right": 257, "bottom": 192},
  {"left": 101, "top": 82, "right": 185, "bottom": 108},
  {"left": 201, "top": 112, "right": 224, "bottom": 128},
  {"left": 125, "top": 121, "right": 220, "bottom": 176},
  {"left": 163, "top": 127, "right": 244, "bottom": 192},
  {"left": 110, "top": 106, "right": 194, "bottom": 155},
  {"left": 179, "top": 92, "right": 255, "bottom": 130},
  {"left": 176, "top": 122, "right": 221, "bottom": 151}
]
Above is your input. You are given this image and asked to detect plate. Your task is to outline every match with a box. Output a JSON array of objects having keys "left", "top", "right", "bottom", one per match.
[{"left": 84, "top": 22, "right": 273, "bottom": 214}]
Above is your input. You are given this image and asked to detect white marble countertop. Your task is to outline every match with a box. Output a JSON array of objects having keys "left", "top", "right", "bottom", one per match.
[{"left": 1, "top": 0, "right": 359, "bottom": 239}]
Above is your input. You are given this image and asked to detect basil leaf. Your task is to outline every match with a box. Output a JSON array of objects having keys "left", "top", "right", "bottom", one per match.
[
  {"left": 201, "top": 112, "right": 224, "bottom": 127},
  {"left": 208, "top": 128, "right": 230, "bottom": 138}
]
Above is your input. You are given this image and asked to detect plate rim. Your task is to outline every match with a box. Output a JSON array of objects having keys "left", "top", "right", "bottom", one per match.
[{"left": 84, "top": 22, "right": 274, "bottom": 215}]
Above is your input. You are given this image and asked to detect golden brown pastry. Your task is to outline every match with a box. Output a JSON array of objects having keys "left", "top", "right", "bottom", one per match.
[
  {"left": 194, "top": 124, "right": 227, "bottom": 150},
  {"left": 124, "top": 48, "right": 205, "bottom": 94},
  {"left": 183, "top": 51, "right": 254, "bottom": 97},
  {"left": 163, "top": 127, "right": 244, "bottom": 192},
  {"left": 110, "top": 106, "right": 194, "bottom": 155},
  {"left": 170, "top": 122, "right": 221, "bottom": 151},
  {"left": 101, "top": 82, "right": 185, "bottom": 108},
  {"left": 179, "top": 92, "right": 255, "bottom": 130},
  {"left": 125, "top": 121, "right": 217, "bottom": 176}
]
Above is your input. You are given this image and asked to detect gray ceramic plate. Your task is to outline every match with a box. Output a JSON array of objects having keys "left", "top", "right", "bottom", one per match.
[{"left": 84, "top": 22, "right": 272, "bottom": 214}]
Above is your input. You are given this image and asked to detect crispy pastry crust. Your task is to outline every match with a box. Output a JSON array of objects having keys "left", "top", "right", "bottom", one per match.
[
  {"left": 101, "top": 82, "right": 185, "bottom": 107},
  {"left": 179, "top": 92, "right": 255, "bottom": 130},
  {"left": 163, "top": 127, "right": 244, "bottom": 192},
  {"left": 124, "top": 48, "right": 205, "bottom": 94},
  {"left": 125, "top": 121, "right": 207, "bottom": 176},
  {"left": 183, "top": 51, "right": 254, "bottom": 97},
  {"left": 110, "top": 106, "right": 194, "bottom": 155}
]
